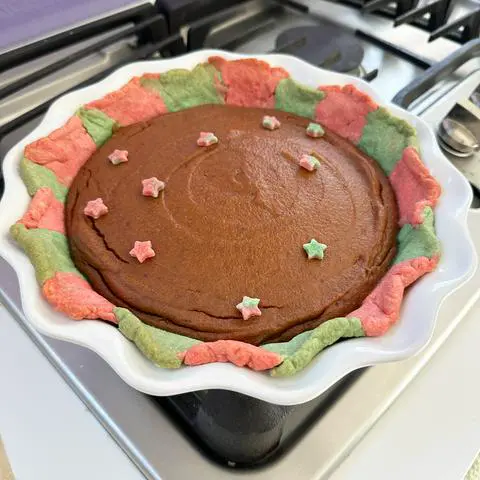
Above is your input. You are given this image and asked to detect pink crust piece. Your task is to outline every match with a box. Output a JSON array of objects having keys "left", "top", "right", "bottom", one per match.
[
  {"left": 197, "top": 132, "right": 218, "bottom": 146},
  {"left": 108, "top": 149, "right": 129, "bottom": 165},
  {"left": 85, "top": 77, "right": 167, "bottom": 126},
  {"left": 19, "top": 187, "right": 65, "bottom": 234},
  {"left": 24, "top": 116, "right": 96, "bottom": 186},
  {"left": 84, "top": 198, "right": 108, "bottom": 219},
  {"left": 129, "top": 240, "right": 155, "bottom": 263},
  {"left": 390, "top": 147, "right": 441, "bottom": 226},
  {"left": 315, "top": 85, "right": 378, "bottom": 143},
  {"left": 43, "top": 272, "right": 116, "bottom": 322},
  {"left": 180, "top": 340, "right": 283, "bottom": 371},
  {"left": 209, "top": 56, "right": 289, "bottom": 108},
  {"left": 142, "top": 177, "right": 165, "bottom": 197},
  {"left": 348, "top": 256, "right": 439, "bottom": 336}
]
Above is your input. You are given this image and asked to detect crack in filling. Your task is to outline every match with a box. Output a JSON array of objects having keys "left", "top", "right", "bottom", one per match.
[{"left": 88, "top": 218, "right": 129, "bottom": 264}]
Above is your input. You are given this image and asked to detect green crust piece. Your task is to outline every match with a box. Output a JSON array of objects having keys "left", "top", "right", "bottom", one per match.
[
  {"left": 267, "top": 317, "right": 364, "bottom": 377},
  {"left": 262, "top": 330, "right": 312, "bottom": 358},
  {"left": 141, "top": 64, "right": 224, "bottom": 112},
  {"left": 394, "top": 207, "right": 440, "bottom": 264},
  {"left": 358, "top": 107, "right": 417, "bottom": 175},
  {"left": 274, "top": 78, "right": 325, "bottom": 119},
  {"left": 77, "top": 107, "right": 117, "bottom": 146},
  {"left": 20, "top": 157, "right": 68, "bottom": 201},
  {"left": 10, "top": 224, "right": 82, "bottom": 285},
  {"left": 117, "top": 307, "right": 200, "bottom": 368},
  {"left": 408, "top": 134, "right": 420, "bottom": 153}
]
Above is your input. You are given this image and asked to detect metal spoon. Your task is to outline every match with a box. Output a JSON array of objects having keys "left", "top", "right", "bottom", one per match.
[{"left": 438, "top": 118, "right": 480, "bottom": 157}]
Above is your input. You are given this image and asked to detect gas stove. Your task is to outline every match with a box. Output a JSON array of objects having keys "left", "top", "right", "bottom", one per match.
[{"left": 1, "top": 1, "right": 480, "bottom": 479}]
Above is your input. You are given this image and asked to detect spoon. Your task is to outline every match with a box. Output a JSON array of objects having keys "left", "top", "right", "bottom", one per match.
[{"left": 438, "top": 118, "right": 480, "bottom": 157}]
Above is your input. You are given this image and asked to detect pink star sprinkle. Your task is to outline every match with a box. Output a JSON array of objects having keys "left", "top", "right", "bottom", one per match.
[
  {"left": 299, "top": 154, "right": 321, "bottom": 172},
  {"left": 236, "top": 296, "right": 262, "bottom": 321},
  {"left": 83, "top": 198, "right": 108, "bottom": 219},
  {"left": 108, "top": 149, "right": 129, "bottom": 165},
  {"left": 129, "top": 241, "right": 155, "bottom": 263},
  {"left": 262, "top": 115, "right": 281, "bottom": 130},
  {"left": 142, "top": 177, "right": 165, "bottom": 198},
  {"left": 197, "top": 132, "right": 218, "bottom": 147}
]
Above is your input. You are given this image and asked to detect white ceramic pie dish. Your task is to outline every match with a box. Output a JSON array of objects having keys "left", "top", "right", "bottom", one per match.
[{"left": 0, "top": 50, "right": 476, "bottom": 405}]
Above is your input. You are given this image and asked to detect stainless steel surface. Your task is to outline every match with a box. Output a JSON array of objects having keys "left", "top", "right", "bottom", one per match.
[
  {"left": 0, "top": 27, "right": 138, "bottom": 127},
  {"left": 2, "top": 3, "right": 480, "bottom": 479},
  {"left": 438, "top": 118, "right": 479, "bottom": 156}
]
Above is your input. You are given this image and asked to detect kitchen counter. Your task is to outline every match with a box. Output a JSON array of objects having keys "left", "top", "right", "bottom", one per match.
[
  {"left": 1, "top": 295, "right": 480, "bottom": 479},
  {"left": 0, "top": 305, "right": 143, "bottom": 480},
  {"left": 332, "top": 298, "right": 480, "bottom": 480}
]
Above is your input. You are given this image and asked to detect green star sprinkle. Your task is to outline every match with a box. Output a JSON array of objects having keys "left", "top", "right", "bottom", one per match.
[
  {"left": 306, "top": 122, "right": 324, "bottom": 138},
  {"left": 303, "top": 239, "right": 327, "bottom": 260}
]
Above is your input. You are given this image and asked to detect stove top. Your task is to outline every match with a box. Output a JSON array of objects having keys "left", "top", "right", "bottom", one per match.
[{"left": 1, "top": 1, "right": 480, "bottom": 478}]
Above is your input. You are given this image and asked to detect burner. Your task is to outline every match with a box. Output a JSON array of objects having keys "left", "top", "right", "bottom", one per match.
[{"left": 275, "top": 24, "right": 364, "bottom": 73}]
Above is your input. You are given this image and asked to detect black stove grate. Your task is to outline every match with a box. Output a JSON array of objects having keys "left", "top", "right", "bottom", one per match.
[
  {"left": 0, "top": 15, "right": 168, "bottom": 102},
  {"left": 157, "top": 0, "right": 247, "bottom": 33},
  {"left": 0, "top": 3, "right": 168, "bottom": 74},
  {"left": 274, "top": 0, "right": 480, "bottom": 44},
  {"left": 300, "top": 0, "right": 480, "bottom": 44}
]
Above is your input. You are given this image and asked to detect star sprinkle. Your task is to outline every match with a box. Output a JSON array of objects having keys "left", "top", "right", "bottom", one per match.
[
  {"left": 142, "top": 177, "right": 165, "bottom": 198},
  {"left": 236, "top": 296, "right": 262, "bottom": 321},
  {"left": 262, "top": 115, "right": 281, "bottom": 130},
  {"left": 197, "top": 132, "right": 218, "bottom": 146},
  {"left": 306, "top": 122, "right": 325, "bottom": 138},
  {"left": 129, "top": 241, "right": 155, "bottom": 263},
  {"left": 299, "top": 154, "right": 321, "bottom": 172},
  {"left": 303, "top": 239, "right": 327, "bottom": 260},
  {"left": 83, "top": 198, "right": 108, "bottom": 219},
  {"left": 108, "top": 149, "right": 129, "bottom": 165}
]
